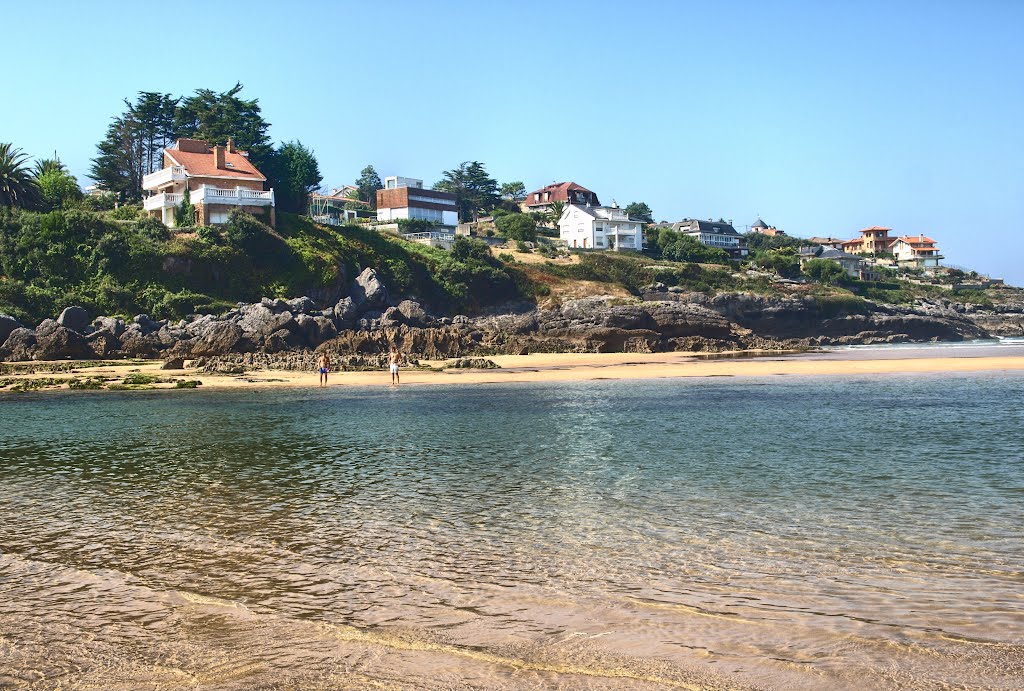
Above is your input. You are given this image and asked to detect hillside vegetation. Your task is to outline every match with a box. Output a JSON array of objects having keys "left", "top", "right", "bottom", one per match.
[{"left": 0, "top": 208, "right": 533, "bottom": 324}]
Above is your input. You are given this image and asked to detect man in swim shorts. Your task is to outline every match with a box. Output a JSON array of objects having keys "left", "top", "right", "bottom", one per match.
[
  {"left": 388, "top": 346, "right": 400, "bottom": 385},
  {"left": 318, "top": 353, "right": 330, "bottom": 387}
]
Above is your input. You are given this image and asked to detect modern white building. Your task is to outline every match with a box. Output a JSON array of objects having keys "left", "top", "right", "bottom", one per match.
[
  {"left": 558, "top": 204, "right": 644, "bottom": 251},
  {"left": 375, "top": 175, "right": 459, "bottom": 227}
]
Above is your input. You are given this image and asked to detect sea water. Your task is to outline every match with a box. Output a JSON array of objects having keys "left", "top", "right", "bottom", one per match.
[{"left": 1, "top": 372, "right": 1022, "bottom": 689}]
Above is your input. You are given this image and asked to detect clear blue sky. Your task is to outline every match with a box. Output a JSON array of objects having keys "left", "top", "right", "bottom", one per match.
[{"left": 4, "top": 0, "right": 1022, "bottom": 283}]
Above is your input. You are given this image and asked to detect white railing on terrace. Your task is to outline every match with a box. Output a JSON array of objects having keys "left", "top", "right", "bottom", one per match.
[
  {"left": 402, "top": 231, "right": 455, "bottom": 242},
  {"left": 199, "top": 186, "right": 273, "bottom": 200},
  {"left": 142, "top": 165, "right": 187, "bottom": 189},
  {"left": 142, "top": 192, "right": 183, "bottom": 210}
]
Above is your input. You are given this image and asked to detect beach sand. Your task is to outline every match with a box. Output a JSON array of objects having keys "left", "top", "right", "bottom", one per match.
[{"left": 4, "top": 349, "right": 1024, "bottom": 392}]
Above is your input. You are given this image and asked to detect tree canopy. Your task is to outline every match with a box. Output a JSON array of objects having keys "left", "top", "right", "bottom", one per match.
[
  {"left": 500, "top": 181, "right": 526, "bottom": 202},
  {"left": 625, "top": 201, "right": 654, "bottom": 224},
  {"left": 494, "top": 212, "right": 537, "bottom": 242},
  {"left": 355, "top": 165, "right": 383, "bottom": 209},
  {"left": 267, "top": 141, "right": 322, "bottom": 214},
  {"left": 434, "top": 161, "right": 499, "bottom": 222},
  {"left": 174, "top": 83, "right": 272, "bottom": 168}
]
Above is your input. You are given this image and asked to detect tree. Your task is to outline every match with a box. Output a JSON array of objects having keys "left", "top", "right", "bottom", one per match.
[
  {"left": 500, "top": 181, "right": 526, "bottom": 202},
  {"left": 267, "top": 140, "right": 322, "bottom": 214},
  {"left": 546, "top": 200, "right": 566, "bottom": 229},
  {"left": 494, "top": 212, "right": 537, "bottom": 242},
  {"left": 35, "top": 168, "right": 82, "bottom": 211},
  {"left": 176, "top": 188, "right": 195, "bottom": 227},
  {"left": 174, "top": 83, "right": 272, "bottom": 170},
  {"left": 625, "top": 201, "right": 654, "bottom": 224},
  {"left": 33, "top": 157, "right": 67, "bottom": 178},
  {"left": 803, "top": 258, "right": 848, "bottom": 284},
  {"left": 0, "top": 144, "right": 38, "bottom": 208},
  {"left": 89, "top": 92, "right": 178, "bottom": 202},
  {"left": 434, "top": 161, "right": 500, "bottom": 221},
  {"left": 355, "top": 165, "right": 383, "bottom": 209}
]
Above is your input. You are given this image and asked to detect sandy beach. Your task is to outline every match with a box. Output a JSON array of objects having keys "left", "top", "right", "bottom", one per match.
[{"left": 4, "top": 347, "right": 1024, "bottom": 392}]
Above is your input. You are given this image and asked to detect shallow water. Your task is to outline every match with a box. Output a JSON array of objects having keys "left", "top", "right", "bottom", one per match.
[{"left": 1, "top": 372, "right": 1023, "bottom": 690}]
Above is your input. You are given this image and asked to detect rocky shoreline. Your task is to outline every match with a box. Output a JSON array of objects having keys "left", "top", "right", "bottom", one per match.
[{"left": 2, "top": 268, "right": 1021, "bottom": 368}]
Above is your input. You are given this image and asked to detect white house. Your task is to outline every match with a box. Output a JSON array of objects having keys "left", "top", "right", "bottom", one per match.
[
  {"left": 142, "top": 138, "right": 275, "bottom": 227},
  {"left": 889, "top": 234, "right": 942, "bottom": 267},
  {"left": 558, "top": 204, "right": 644, "bottom": 251}
]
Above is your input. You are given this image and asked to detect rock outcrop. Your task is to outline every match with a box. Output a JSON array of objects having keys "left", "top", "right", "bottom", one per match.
[{"left": 2, "top": 266, "right": 1010, "bottom": 364}]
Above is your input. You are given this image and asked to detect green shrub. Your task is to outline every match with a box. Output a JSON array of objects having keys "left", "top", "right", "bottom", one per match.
[
  {"left": 109, "top": 205, "right": 141, "bottom": 221},
  {"left": 175, "top": 379, "right": 202, "bottom": 389},
  {"left": 494, "top": 213, "right": 537, "bottom": 242},
  {"left": 497, "top": 252, "right": 515, "bottom": 263}
]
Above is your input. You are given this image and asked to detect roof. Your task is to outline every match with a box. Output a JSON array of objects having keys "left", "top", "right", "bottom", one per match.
[
  {"left": 807, "top": 236, "right": 845, "bottom": 244},
  {"left": 673, "top": 218, "right": 739, "bottom": 236},
  {"left": 165, "top": 140, "right": 266, "bottom": 181},
  {"left": 751, "top": 218, "right": 768, "bottom": 229},
  {"left": 891, "top": 235, "right": 938, "bottom": 246},
  {"left": 524, "top": 181, "right": 599, "bottom": 206},
  {"left": 859, "top": 226, "right": 892, "bottom": 234}
]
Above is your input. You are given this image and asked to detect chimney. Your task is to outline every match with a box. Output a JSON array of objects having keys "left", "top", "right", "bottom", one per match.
[
  {"left": 213, "top": 144, "right": 226, "bottom": 169},
  {"left": 227, "top": 137, "right": 236, "bottom": 154}
]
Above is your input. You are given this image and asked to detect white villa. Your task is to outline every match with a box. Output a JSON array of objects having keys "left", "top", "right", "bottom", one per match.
[
  {"left": 142, "top": 138, "right": 275, "bottom": 227},
  {"left": 558, "top": 204, "right": 644, "bottom": 251},
  {"left": 890, "top": 235, "right": 942, "bottom": 267}
]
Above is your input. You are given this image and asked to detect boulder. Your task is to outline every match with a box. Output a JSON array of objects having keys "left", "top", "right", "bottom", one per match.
[
  {"left": 0, "top": 328, "right": 37, "bottom": 361},
  {"left": 286, "top": 296, "right": 318, "bottom": 315},
  {"left": 296, "top": 314, "right": 338, "bottom": 346},
  {"left": 396, "top": 300, "right": 433, "bottom": 328},
  {"left": 333, "top": 297, "right": 361, "bottom": 326},
  {"left": 265, "top": 328, "right": 304, "bottom": 353},
  {"left": 93, "top": 316, "right": 126, "bottom": 339},
  {"left": 238, "top": 304, "right": 297, "bottom": 340},
  {"left": 119, "top": 326, "right": 164, "bottom": 358},
  {"left": 85, "top": 330, "right": 120, "bottom": 357},
  {"left": 161, "top": 357, "right": 186, "bottom": 370},
  {"left": 192, "top": 321, "right": 246, "bottom": 356},
  {"left": 351, "top": 268, "right": 389, "bottom": 308},
  {"left": 36, "top": 319, "right": 59, "bottom": 338},
  {"left": 133, "top": 314, "right": 161, "bottom": 335},
  {"left": 35, "top": 325, "right": 92, "bottom": 360},
  {"left": 0, "top": 313, "right": 23, "bottom": 345},
  {"left": 57, "top": 306, "right": 90, "bottom": 333}
]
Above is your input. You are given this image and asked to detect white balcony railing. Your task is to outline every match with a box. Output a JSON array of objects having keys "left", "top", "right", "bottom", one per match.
[
  {"left": 143, "top": 192, "right": 183, "bottom": 210},
  {"left": 142, "top": 166, "right": 187, "bottom": 190},
  {"left": 194, "top": 186, "right": 274, "bottom": 205}
]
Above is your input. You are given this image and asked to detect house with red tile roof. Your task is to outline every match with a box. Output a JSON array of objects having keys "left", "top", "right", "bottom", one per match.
[
  {"left": 521, "top": 182, "right": 599, "bottom": 214},
  {"left": 841, "top": 226, "right": 892, "bottom": 255},
  {"left": 142, "top": 138, "right": 275, "bottom": 228},
  {"left": 889, "top": 234, "right": 942, "bottom": 267}
]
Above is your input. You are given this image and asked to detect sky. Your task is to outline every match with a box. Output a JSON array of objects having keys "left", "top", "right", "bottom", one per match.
[{"left": 3, "top": 0, "right": 1022, "bottom": 283}]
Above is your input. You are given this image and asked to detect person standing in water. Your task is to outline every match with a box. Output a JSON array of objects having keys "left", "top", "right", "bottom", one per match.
[
  {"left": 318, "top": 352, "right": 330, "bottom": 387},
  {"left": 388, "top": 346, "right": 401, "bottom": 386}
]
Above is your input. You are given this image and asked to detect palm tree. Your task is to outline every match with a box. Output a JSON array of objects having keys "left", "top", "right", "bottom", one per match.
[
  {"left": 546, "top": 200, "right": 566, "bottom": 229},
  {"left": 0, "top": 143, "right": 38, "bottom": 208},
  {"left": 33, "top": 156, "right": 67, "bottom": 178}
]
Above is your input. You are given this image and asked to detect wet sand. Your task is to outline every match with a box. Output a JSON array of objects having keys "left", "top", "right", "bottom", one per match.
[{"left": 4, "top": 348, "right": 1024, "bottom": 392}]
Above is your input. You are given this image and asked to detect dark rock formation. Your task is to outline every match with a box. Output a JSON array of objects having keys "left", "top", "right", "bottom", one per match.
[
  {"left": 57, "top": 306, "right": 90, "bottom": 333},
  {"left": 36, "top": 325, "right": 92, "bottom": 360},
  {"left": 0, "top": 328, "right": 37, "bottom": 361},
  {"left": 351, "top": 267, "right": 390, "bottom": 309},
  {"left": 0, "top": 314, "right": 22, "bottom": 345}
]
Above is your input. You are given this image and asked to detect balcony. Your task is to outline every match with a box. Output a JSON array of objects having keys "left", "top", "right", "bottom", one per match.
[
  {"left": 194, "top": 185, "right": 274, "bottom": 206},
  {"left": 142, "top": 166, "right": 187, "bottom": 190},
  {"left": 143, "top": 192, "right": 183, "bottom": 211}
]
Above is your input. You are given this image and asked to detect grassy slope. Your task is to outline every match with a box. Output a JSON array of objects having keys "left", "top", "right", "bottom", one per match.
[{"left": 0, "top": 210, "right": 530, "bottom": 323}]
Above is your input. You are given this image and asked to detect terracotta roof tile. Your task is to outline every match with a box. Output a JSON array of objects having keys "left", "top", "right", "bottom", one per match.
[{"left": 166, "top": 148, "right": 266, "bottom": 181}]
